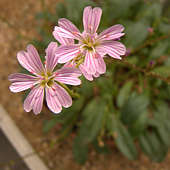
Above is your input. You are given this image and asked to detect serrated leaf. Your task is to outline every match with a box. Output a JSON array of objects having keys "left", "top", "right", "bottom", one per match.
[
  {"left": 121, "top": 94, "right": 149, "bottom": 125},
  {"left": 117, "top": 81, "right": 133, "bottom": 108},
  {"left": 152, "top": 66, "right": 170, "bottom": 78}
]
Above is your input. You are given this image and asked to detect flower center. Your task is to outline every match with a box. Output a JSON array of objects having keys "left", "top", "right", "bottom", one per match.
[
  {"left": 40, "top": 72, "right": 54, "bottom": 87},
  {"left": 82, "top": 35, "right": 99, "bottom": 52}
]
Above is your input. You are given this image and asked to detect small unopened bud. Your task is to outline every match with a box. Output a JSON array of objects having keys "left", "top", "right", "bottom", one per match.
[
  {"left": 125, "top": 48, "right": 131, "bottom": 56},
  {"left": 147, "top": 27, "right": 154, "bottom": 34},
  {"left": 149, "top": 60, "right": 155, "bottom": 67}
]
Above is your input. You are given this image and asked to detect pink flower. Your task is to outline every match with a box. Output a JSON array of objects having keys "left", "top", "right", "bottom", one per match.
[
  {"left": 53, "top": 6, "right": 126, "bottom": 81},
  {"left": 8, "top": 43, "right": 81, "bottom": 114}
]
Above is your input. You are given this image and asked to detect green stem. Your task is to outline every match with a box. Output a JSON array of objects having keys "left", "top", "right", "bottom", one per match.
[
  {"left": 131, "top": 33, "right": 170, "bottom": 55},
  {"left": 105, "top": 58, "right": 170, "bottom": 84}
]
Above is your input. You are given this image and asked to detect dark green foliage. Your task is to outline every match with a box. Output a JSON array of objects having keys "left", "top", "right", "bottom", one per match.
[
  {"left": 117, "top": 81, "right": 133, "bottom": 108},
  {"left": 121, "top": 93, "right": 149, "bottom": 125},
  {"left": 107, "top": 115, "right": 138, "bottom": 160},
  {"left": 139, "top": 130, "right": 168, "bottom": 162},
  {"left": 125, "top": 21, "right": 149, "bottom": 48},
  {"left": 29, "top": 0, "right": 170, "bottom": 164}
]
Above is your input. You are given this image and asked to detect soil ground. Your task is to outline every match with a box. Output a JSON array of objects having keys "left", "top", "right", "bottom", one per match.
[{"left": 0, "top": 0, "right": 170, "bottom": 170}]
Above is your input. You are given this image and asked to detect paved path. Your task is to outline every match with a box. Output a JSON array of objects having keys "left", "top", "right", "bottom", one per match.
[{"left": 0, "top": 129, "right": 30, "bottom": 170}]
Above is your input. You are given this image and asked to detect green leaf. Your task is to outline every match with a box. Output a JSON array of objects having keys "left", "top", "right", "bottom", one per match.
[
  {"left": 43, "top": 98, "right": 84, "bottom": 133},
  {"left": 55, "top": 2, "right": 67, "bottom": 19},
  {"left": 102, "top": 0, "right": 138, "bottom": 22},
  {"left": 117, "top": 81, "right": 133, "bottom": 108},
  {"left": 72, "top": 99, "right": 108, "bottom": 164},
  {"left": 109, "top": 116, "right": 137, "bottom": 160},
  {"left": 125, "top": 21, "right": 148, "bottom": 48},
  {"left": 129, "top": 112, "right": 148, "bottom": 137},
  {"left": 136, "top": 2, "right": 162, "bottom": 24},
  {"left": 66, "top": 0, "right": 96, "bottom": 28},
  {"left": 115, "top": 122, "right": 137, "bottom": 160},
  {"left": 149, "top": 102, "right": 170, "bottom": 147},
  {"left": 73, "top": 136, "right": 88, "bottom": 164},
  {"left": 150, "top": 41, "right": 169, "bottom": 59},
  {"left": 107, "top": 115, "right": 138, "bottom": 160},
  {"left": 139, "top": 131, "right": 168, "bottom": 162},
  {"left": 79, "top": 99, "right": 107, "bottom": 143},
  {"left": 159, "top": 22, "right": 170, "bottom": 34},
  {"left": 72, "top": 99, "right": 107, "bottom": 164},
  {"left": 43, "top": 118, "right": 60, "bottom": 133},
  {"left": 121, "top": 93, "right": 149, "bottom": 125},
  {"left": 77, "top": 78, "right": 94, "bottom": 98},
  {"left": 152, "top": 66, "right": 170, "bottom": 78}
]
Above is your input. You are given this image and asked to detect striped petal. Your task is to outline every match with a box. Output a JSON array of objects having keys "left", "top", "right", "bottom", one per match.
[
  {"left": 98, "top": 24, "right": 125, "bottom": 41},
  {"left": 54, "top": 67, "right": 81, "bottom": 86},
  {"left": 56, "top": 45, "right": 80, "bottom": 64},
  {"left": 83, "top": 6, "right": 102, "bottom": 34},
  {"left": 17, "top": 45, "right": 44, "bottom": 75},
  {"left": 99, "top": 41, "right": 126, "bottom": 59},
  {"left": 59, "top": 18, "right": 80, "bottom": 37},
  {"left": 79, "top": 64, "right": 93, "bottom": 81},
  {"left": 46, "top": 83, "right": 72, "bottom": 114},
  {"left": 24, "top": 86, "right": 44, "bottom": 114},
  {"left": 45, "top": 42, "right": 58, "bottom": 72},
  {"left": 84, "top": 51, "right": 96, "bottom": 74},
  {"left": 94, "top": 53, "right": 106, "bottom": 74},
  {"left": 8, "top": 73, "right": 38, "bottom": 93},
  {"left": 54, "top": 26, "right": 81, "bottom": 40},
  {"left": 53, "top": 29, "right": 74, "bottom": 45}
]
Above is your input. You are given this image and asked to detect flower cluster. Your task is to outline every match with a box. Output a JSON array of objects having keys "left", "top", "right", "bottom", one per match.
[
  {"left": 53, "top": 6, "right": 126, "bottom": 80},
  {"left": 8, "top": 6, "right": 126, "bottom": 114}
]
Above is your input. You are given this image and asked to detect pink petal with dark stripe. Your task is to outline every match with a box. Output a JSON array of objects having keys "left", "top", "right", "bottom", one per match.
[
  {"left": 84, "top": 51, "right": 96, "bottom": 74},
  {"left": 55, "top": 67, "right": 81, "bottom": 86},
  {"left": 56, "top": 45, "right": 80, "bottom": 63},
  {"left": 53, "top": 30, "right": 74, "bottom": 45},
  {"left": 59, "top": 18, "right": 80, "bottom": 35},
  {"left": 17, "top": 45, "right": 44, "bottom": 75},
  {"left": 98, "top": 24, "right": 125, "bottom": 41},
  {"left": 8, "top": 73, "right": 38, "bottom": 93},
  {"left": 94, "top": 53, "right": 106, "bottom": 74},
  {"left": 83, "top": 6, "right": 102, "bottom": 34},
  {"left": 45, "top": 42, "right": 58, "bottom": 72},
  {"left": 99, "top": 41, "right": 126, "bottom": 59},
  {"left": 54, "top": 26, "right": 80, "bottom": 40},
  {"left": 24, "top": 86, "right": 44, "bottom": 114},
  {"left": 46, "top": 83, "right": 72, "bottom": 114},
  {"left": 79, "top": 64, "right": 93, "bottom": 81}
]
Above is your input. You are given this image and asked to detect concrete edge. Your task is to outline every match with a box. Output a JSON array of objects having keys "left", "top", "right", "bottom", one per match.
[{"left": 0, "top": 105, "right": 49, "bottom": 170}]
